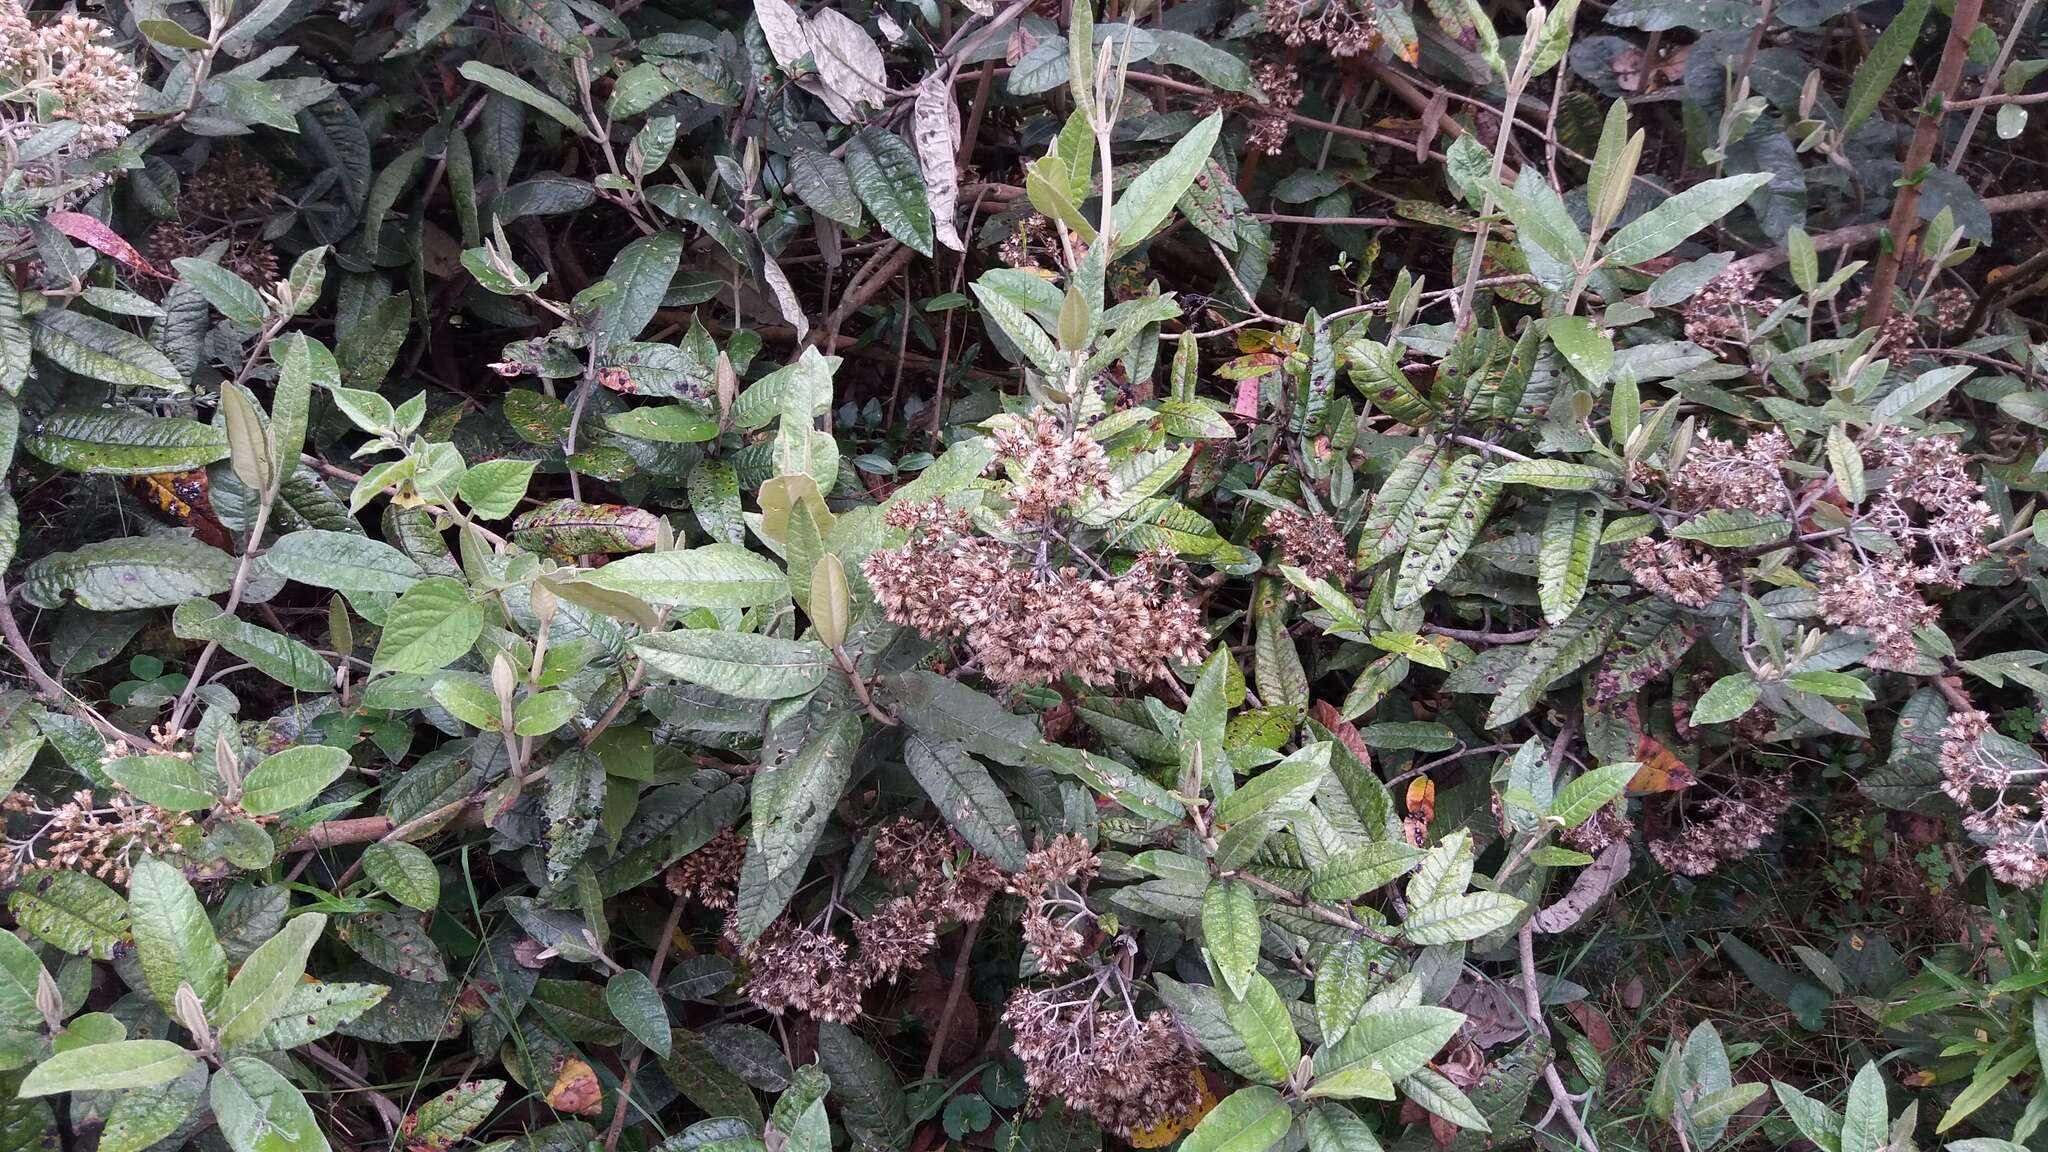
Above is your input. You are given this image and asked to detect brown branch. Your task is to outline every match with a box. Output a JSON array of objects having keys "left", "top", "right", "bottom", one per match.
[
  {"left": 923, "top": 919, "right": 983, "bottom": 1081},
  {"left": 1862, "top": 0, "right": 1986, "bottom": 331},
  {"left": 1728, "top": 188, "right": 2048, "bottom": 278}
]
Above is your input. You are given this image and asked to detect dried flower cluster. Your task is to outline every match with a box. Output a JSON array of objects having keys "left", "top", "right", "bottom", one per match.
[
  {"left": 992, "top": 411, "right": 1112, "bottom": 526},
  {"left": 1010, "top": 834, "right": 1100, "bottom": 974},
  {"left": 1648, "top": 775, "right": 1792, "bottom": 876},
  {"left": 1682, "top": 267, "right": 1781, "bottom": 347},
  {"left": 1667, "top": 431, "right": 1792, "bottom": 517},
  {"left": 733, "top": 820, "right": 1003, "bottom": 1022},
  {"left": 1004, "top": 982, "right": 1202, "bottom": 1137},
  {"left": 1939, "top": 709, "right": 2048, "bottom": 887},
  {"left": 2, "top": 789, "right": 194, "bottom": 885},
  {"left": 998, "top": 213, "right": 1054, "bottom": 271},
  {"left": 0, "top": 4, "right": 138, "bottom": 152},
  {"left": 1816, "top": 550, "right": 1940, "bottom": 669},
  {"left": 183, "top": 149, "right": 280, "bottom": 220},
  {"left": 1623, "top": 537, "right": 1724, "bottom": 608},
  {"left": 1262, "top": 0, "right": 1382, "bottom": 55},
  {"left": 865, "top": 501, "right": 1207, "bottom": 686},
  {"left": 663, "top": 828, "right": 746, "bottom": 909},
  {"left": 146, "top": 222, "right": 282, "bottom": 289},
  {"left": 1265, "top": 507, "right": 1350, "bottom": 582}
]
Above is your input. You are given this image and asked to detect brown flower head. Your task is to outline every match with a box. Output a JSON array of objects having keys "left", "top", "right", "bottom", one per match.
[
  {"left": 1648, "top": 775, "right": 1791, "bottom": 877},
  {"left": 992, "top": 410, "right": 1113, "bottom": 527},
  {"left": 1264, "top": 507, "right": 1350, "bottom": 582},
  {"left": 1004, "top": 986, "right": 1201, "bottom": 1137},
  {"left": 1623, "top": 538, "right": 1724, "bottom": 609},
  {"left": 1815, "top": 549, "right": 1940, "bottom": 670}
]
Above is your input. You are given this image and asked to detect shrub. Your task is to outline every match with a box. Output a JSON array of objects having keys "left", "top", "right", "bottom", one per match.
[{"left": 1, "top": 0, "right": 2046, "bottom": 1150}]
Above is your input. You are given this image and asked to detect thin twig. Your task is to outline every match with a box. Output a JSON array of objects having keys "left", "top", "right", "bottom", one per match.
[{"left": 923, "top": 919, "right": 983, "bottom": 1081}]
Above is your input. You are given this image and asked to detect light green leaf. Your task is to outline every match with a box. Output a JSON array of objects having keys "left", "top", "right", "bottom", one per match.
[
  {"left": 1393, "top": 454, "right": 1499, "bottom": 609},
  {"left": 1402, "top": 891, "right": 1525, "bottom": 944},
  {"left": 214, "top": 912, "right": 327, "bottom": 1050},
  {"left": 1220, "top": 972, "right": 1301, "bottom": 1084},
  {"left": 19, "top": 1040, "right": 198, "bottom": 1095},
  {"left": 1203, "top": 880, "right": 1261, "bottom": 1000},
  {"left": 8, "top": 869, "right": 128, "bottom": 958},
  {"left": 570, "top": 544, "right": 789, "bottom": 609},
  {"left": 457, "top": 458, "right": 537, "bottom": 520},
  {"left": 1112, "top": 112, "right": 1224, "bottom": 255},
  {"left": 738, "top": 712, "right": 861, "bottom": 940},
  {"left": 171, "top": 257, "right": 268, "bottom": 328},
  {"left": 371, "top": 577, "right": 482, "bottom": 675},
  {"left": 1538, "top": 495, "right": 1601, "bottom": 624},
  {"left": 1215, "top": 742, "right": 1331, "bottom": 826},
  {"left": 513, "top": 691, "right": 580, "bottom": 736},
  {"left": 173, "top": 600, "right": 331, "bottom": 692},
  {"left": 1841, "top": 0, "right": 1929, "bottom": 136},
  {"left": 103, "top": 755, "right": 215, "bottom": 812},
  {"left": 21, "top": 537, "right": 238, "bottom": 611},
  {"left": 632, "top": 630, "right": 831, "bottom": 700},
  {"left": 362, "top": 842, "right": 439, "bottom": 911},
  {"left": 606, "top": 969, "right": 672, "bottom": 1057},
  {"left": 1549, "top": 762, "right": 1638, "bottom": 826},
  {"left": 24, "top": 408, "right": 228, "bottom": 475},
  {"left": 1692, "top": 674, "right": 1760, "bottom": 726},
  {"left": 1309, "top": 842, "right": 1425, "bottom": 901},
  {"left": 211, "top": 1055, "right": 332, "bottom": 1152},
  {"left": 1318, "top": 1004, "right": 1466, "bottom": 1081},
  {"left": 1602, "top": 173, "right": 1774, "bottom": 267},
  {"left": 128, "top": 856, "right": 228, "bottom": 1015},
  {"left": 33, "top": 309, "right": 184, "bottom": 391},
  {"left": 1548, "top": 316, "right": 1613, "bottom": 386},
  {"left": 457, "top": 60, "right": 589, "bottom": 137},
  {"left": 266, "top": 529, "right": 425, "bottom": 593},
  {"left": 240, "top": 745, "right": 351, "bottom": 815},
  {"left": 1181, "top": 1085, "right": 1293, "bottom": 1152},
  {"left": 1487, "top": 459, "right": 1616, "bottom": 491}
]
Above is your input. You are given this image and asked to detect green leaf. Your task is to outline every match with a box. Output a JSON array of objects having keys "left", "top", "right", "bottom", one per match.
[
  {"left": 103, "top": 755, "right": 215, "bottom": 812},
  {"left": 662, "top": 1025, "right": 766, "bottom": 1128},
  {"left": 606, "top": 969, "right": 672, "bottom": 1057},
  {"left": 1843, "top": 1057, "right": 1884, "bottom": 1147},
  {"left": 266, "top": 529, "right": 425, "bottom": 593},
  {"left": 1313, "top": 941, "right": 1379, "bottom": 1049},
  {"left": 1549, "top": 762, "right": 1638, "bottom": 826},
  {"left": 1181, "top": 1086, "right": 1293, "bottom": 1152},
  {"left": 1358, "top": 445, "right": 1443, "bottom": 564},
  {"left": 1403, "top": 891, "right": 1526, "bottom": 944},
  {"left": 846, "top": 128, "right": 933, "bottom": 257},
  {"left": 171, "top": 257, "right": 268, "bottom": 328},
  {"left": 173, "top": 600, "right": 331, "bottom": 692},
  {"left": 513, "top": 691, "right": 580, "bottom": 736},
  {"left": 24, "top": 408, "right": 228, "bottom": 475},
  {"left": 1842, "top": 0, "right": 1930, "bottom": 136},
  {"left": 362, "top": 842, "right": 440, "bottom": 911},
  {"left": 1875, "top": 364, "right": 1972, "bottom": 421},
  {"left": 9, "top": 869, "right": 128, "bottom": 957},
  {"left": 1400, "top": 1067, "right": 1489, "bottom": 1131},
  {"left": 902, "top": 734, "right": 1028, "bottom": 872},
  {"left": 1215, "top": 742, "right": 1331, "bottom": 826},
  {"left": 211, "top": 1055, "right": 332, "bottom": 1152},
  {"left": 1538, "top": 495, "right": 1601, "bottom": 625},
  {"left": 592, "top": 231, "right": 683, "bottom": 348},
  {"left": 214, "top": 912, "right": 327, "bottom": 1050},
  {"left": 632, "top": 630, "right": 832, "bottom": 700},
  {"left": 1692, "top": 674, "right": 1760, "bottom": 726},
  {"left": 372, "top": 577, "right": 483, "bottom": 675},
  {"left": 1111, "top": 112, "right": 1224, "bottom": 256},
  {"left": 569, "top": 544, "right": 789, "bottom": 609},
  {"left": 1318, "top": 1004, "right": 1466, "bottom": 1081},
  {"left": 606, "top": 405, "right": 720, "bottom": 443},
  {"left": 738, "top": 712, "right": 861, "bottom": 940},
  {"left": 1487, "top": 459, "right": 1615, "bottom": 491},
  {"left": 457, "top": 60, "right": 589, "bottom": 137},
  {"left": 1773, "top": 1081, "right": 1844, "bottom": 1152},
  {"left": 1548, "top": 316, "right": 1613, "bottom": 386},
  {"left": 1309, "top": 842, "right": 1425, "bottom": 901},
  {"left": 33, "top": 309, "right": 184, "bottom": 391},
  {"left": 1393, "top": 454, "right": 1500, "bottom": 609},
  {"left": 19, "top": 1040, "right": 198, "bottom": 1095},
  {"left": 970, "top": 278, "right": 1063, "bottom": 377},
  {"left": 1669, "top": 507, "right": 1791, "bottom": 547},
  {"left": 1203, "top": 880, "right": 1261, "bottom": 1000},
  {"left": 1785, "top": 671, "right": 1875, "bottom": 700},
  {"left": 456, "top": 458, "right": 537, "bottom": 520},
  {"left": 430, "top": 674, "right": 501, "bottom": 731},
  {"left": 1602, "top": 173, "right": 1775, "bottom": 267},
  {"left": 0, "top": 928, "right": 46, "bottom": 1031},
  {"left": 99, "top": 1065, "right": 207, "bottom": 1152},
  {"left": 128, "top": 857, "right": 228, "bottom": 1015},
  {"left": 401, "top": 1081, "right": 505, "bottom": 1151},
  {"left": 241, "top": 745, "right": 351, "bottom": 815},
  {"left": 1220, "top": 972, "right": 1301, "bottom": 1083},
  {"left": 21, "top": 537, "right": 238, "bottom": 611}
]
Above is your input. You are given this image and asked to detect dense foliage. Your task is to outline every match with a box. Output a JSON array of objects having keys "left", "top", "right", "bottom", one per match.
[{"left": 4, "top": 0, "right": 2048, "bottom": 1150}]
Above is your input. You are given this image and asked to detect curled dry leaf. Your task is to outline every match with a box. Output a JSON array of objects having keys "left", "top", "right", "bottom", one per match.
[
  {"left": 762, "top": 256, "right": 810, "bottom": 341},
  {"left": 912, "top": 73, "right": 964, "bottom": 252},
  {"left": 1529, "top": 841, "right": 1632, "bottom": 934},
  {"left": 806, "top": 7, "right": 891, "bottom": 120},
  {"left": 543, "top": 1057, "right": 604, "bottom": 1115}
]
